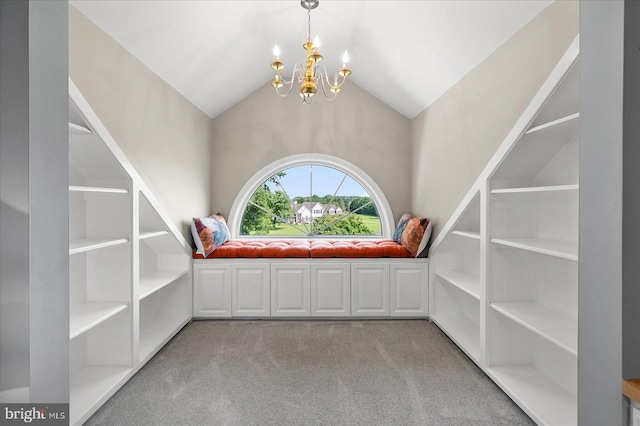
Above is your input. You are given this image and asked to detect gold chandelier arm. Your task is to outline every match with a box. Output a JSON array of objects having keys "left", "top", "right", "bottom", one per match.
[
  {"left": 316, "top": 64, "right": 344, "bottom": 101},
  {"left": 274, "top": 63, "right": 305, "bottom": 97}
]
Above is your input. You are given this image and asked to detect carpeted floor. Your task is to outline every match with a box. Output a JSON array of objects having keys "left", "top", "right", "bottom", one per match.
[{"left": 86, "top": 320, "right": 534, "bottom": 425}]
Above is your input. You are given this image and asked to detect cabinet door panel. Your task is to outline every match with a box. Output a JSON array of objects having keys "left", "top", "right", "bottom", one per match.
[
  {"left": 390, "top": 263, "right": 429, "bottom": 317},
  {"left": 194, "top": 265, "right": 231, "bottom": 318},
  {"left": 311, "top": 264, "right": 350, "bottom": 317},
  {"left": 351, "top": 263, "right": 389, "bottom": 317},
  {"left": 271, "top": 263, "right": 310, "bottom": 317},
  {"left": 232, "top": 264, "right": 270, "bottom": 317}
]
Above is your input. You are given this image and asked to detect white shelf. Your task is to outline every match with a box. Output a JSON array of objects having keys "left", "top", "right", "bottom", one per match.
[
  {"left": 69, "top": 185, "right": 128, "bottom": 194},
  {"left": 70, "top": 365, "right": 131, "bottom": 426},
  {"left": 490, "top": 302, "right": 577, "bottom": 355},
  {"left": 139, "top": 230, "right": 169, "bottom": 240},
  {"left": 139, "top": 270, "right": 188, "bottom": 300},
  {"left": 488, "top": 366, "right": 576, "bottom": 426},
  {"left": 526, "top": 113, "right": 580, "bottom": 135},
  {"left": 69, "top": 122, "right": 91, "bottom": 136},
  {"left": 69, "top": 238, "right": 129, "bottom": 255},
  {"left": 431, "top": 313, "right": 480, "bottom": 363},
  {"left": 491, "top": 237, "right": 578, "bottom": 261},
  {"left": 70, "top": 302, "right": 128, "bottom": 340},
  {"left": 491, "top": 184, "right": 579, "bottom": 195},
  {"left": 139, "top": 313, "right": 190, "bottom": 362},
  {"left": 434, "top": 270, "right": 480, "bottom": 300},
  {"left": 451, "top": 230, "right": 481, "bottom": 240}
]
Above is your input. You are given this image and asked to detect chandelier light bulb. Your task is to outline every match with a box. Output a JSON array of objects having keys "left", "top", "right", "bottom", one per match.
[
  {"left": 313, "top": 35, "right": 321, "bottom": 48},
  {"left": 273, "top": 44, "right": 281, "bottom": 58},
  {"left": 342, "top": 50, "right": 350, "bottom": 66}
]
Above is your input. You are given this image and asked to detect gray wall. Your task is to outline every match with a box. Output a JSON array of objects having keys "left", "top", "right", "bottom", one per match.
[
  {"left": 410, "top": 0, "right": 579, "bottom": 239},
  {"left": 210, "top": 82, "right": 411, "bottom": 225},
  {"left": 622, "top": 0, "right": 640, "bottom": 382},
  {"left": 579, "top": 1, "right": 625, "bottom": 424},
  {"left": 0, "top": 0, "right": 69, "bottom": 403},
  {"left": 68, "top": 5, "right": 212, "bottom": 240}
]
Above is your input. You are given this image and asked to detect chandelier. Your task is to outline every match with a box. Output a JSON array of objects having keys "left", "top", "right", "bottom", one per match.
[{"left": 270, "top": 0, "right": 351, "bottom": 104}]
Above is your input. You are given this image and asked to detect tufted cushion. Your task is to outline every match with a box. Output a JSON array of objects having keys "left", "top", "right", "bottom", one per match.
[
  {"left": 310, "top": 240, "right": 412, "bottom": 258},
  {"left": 193, "top": 240, "right": 311, "bottom": 259},
  {"left": 193, "top": 239, "right": 412, "bottom": 259}
]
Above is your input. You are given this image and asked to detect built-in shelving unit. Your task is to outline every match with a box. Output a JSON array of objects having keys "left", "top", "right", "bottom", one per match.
[
  {"left": 68, "top": 81, "right": 192, "bottom": 425},
  {"left": 430, "top": 190, "right": 482, "bottom": 363},
  {"left": 137, "top": 192, "right": 191, "bottom": 363},
  {"left": 429, "top": 37, "right": 579, "bottom": 425}
]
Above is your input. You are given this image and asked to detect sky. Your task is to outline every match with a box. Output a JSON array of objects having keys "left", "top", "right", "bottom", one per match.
[{"left": 263, "top": 165, "right": 369, "bottom": 199}]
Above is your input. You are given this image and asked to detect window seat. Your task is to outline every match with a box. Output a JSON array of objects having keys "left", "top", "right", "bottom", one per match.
[{"left": 192, "top": 239, "right": 413, "bottom": 259}]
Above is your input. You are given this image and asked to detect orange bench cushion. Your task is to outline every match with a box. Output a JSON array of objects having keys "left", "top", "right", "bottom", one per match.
[
  {"left": 193, "top": 240, "right": 311, "bottom": 259},
  {"left": 192, "top": 239, "right": 411, "bottom": 259},
  {"left": 310, "top": 240, "right": 412, "bottom": 258}
]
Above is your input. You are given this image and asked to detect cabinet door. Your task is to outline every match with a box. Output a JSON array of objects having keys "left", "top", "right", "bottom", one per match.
[
  {"left": 311, "top": 263, "right": 350, "bottom": 317},
  {"left": 232, "top": 264, "right": 270, "bottom": 317},
  {"left": 193, "top": 264, "right": 231, "bottom": 318},
  {"left": 271, "top": 263, "right": 310, "bottom": 317},
  {"left": 390, "top": 263, "right": 429, "bottom": 317},
  {"left": 351, "top": 263, "right": 389, "bottom": 317}
]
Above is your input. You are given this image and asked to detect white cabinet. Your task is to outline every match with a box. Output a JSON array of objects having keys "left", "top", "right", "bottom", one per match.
[
  {"left": 233, "top": 263, "right": 270, "bottom": 317},
  {"left": 351, "top": 263, "right": 389, "bottom": 317},
  {"left": 311, "top": 263, "right": 350, "bottom": 317},
  {"left": 69, "top": 82, "right": 191, "bottom": 425},
  {"left": 390, "top": 262, "right": 429, "bottom": 317},
  {"left": 271, "top": 263, "right": 310, "bottom": 317},
  {"left": 428, "top": 38, "right": 579, "bottom": 426},
  {"left": 194, "top": 259, "right": 427, "bottom": 319},
  {"left": 193, "top": 264, "right": 232, "bottom": 318}
]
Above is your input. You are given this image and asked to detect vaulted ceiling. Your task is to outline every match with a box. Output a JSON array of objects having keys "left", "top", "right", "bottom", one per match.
[{"left": 70, "top": 0, "right": 552, "bottom": 119}]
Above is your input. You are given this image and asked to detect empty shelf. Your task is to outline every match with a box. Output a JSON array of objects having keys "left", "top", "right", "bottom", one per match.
[
  {"left": 69, "top": 122, "right": 91, "bottom": 136},
  {"left": 69, "top": 238, "right": 129, "bottom": 255},
  {"left": 488, "top": 366, "right": 576, "bottom": 426},
  {"left": 139, "top": 313, "right": 190, "bottom": 363},
  {"left": 491, "top": 184, "right": 578, "bottom": 195},
  {"left": 139, "top": 270, "right": 188, "bottom": 300},
  {"left": 526, "top": 113, "right": 580, "bottom": 135},
  {"left": 139, "top": 230, "right": 169, "bottom": 240},
  {"left": 70, "top": 365, "right": 131, "bottom": 426},
  {"left": 434, "top": 270, "right": 480, "bottom": 300},
  {"left": 70, "top": 302, "right": 129, "bottom": 339},
  {"left": 431, "top": 313, "right": 480, "bottom": 363},
  {"left": 490, "top": 302, "right": 577, "bottom": 355},
  {"left": 451, "top": 230, "right": 481, "bottom": 240},
  {"left": 69, "top": 185, "right": 128, "bottom": 194},
  {"left": 491, "top": 237, "right": 578, "bottom": 261}
]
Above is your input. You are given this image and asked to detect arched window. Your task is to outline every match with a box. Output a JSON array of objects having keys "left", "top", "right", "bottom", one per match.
[{"left": 229, "top": 154, "right": 395, "bottom": 239}]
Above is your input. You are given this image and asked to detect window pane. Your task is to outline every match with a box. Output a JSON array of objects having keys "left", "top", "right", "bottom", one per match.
[{"left": 240, "top": 164, "right": 382, "bottom": 237}]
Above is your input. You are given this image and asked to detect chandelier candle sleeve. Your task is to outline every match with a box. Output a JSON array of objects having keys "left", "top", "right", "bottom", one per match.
[{"left": 269, "top": 0, "right": 351, "bottom": 104}]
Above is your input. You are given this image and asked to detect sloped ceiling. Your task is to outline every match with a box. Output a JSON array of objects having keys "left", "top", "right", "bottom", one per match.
[{"left": 70, "top": 0, "right": 552, "bottom": 119}]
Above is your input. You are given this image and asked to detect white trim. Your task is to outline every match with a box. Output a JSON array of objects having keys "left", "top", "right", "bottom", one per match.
[{"left": 228, "top": 154, "right": 395, "bottom": 239}]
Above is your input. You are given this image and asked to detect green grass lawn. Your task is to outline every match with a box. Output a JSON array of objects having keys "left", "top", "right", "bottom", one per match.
[{"left": 250, "top": 214, "right": 382, "bottom": 236}]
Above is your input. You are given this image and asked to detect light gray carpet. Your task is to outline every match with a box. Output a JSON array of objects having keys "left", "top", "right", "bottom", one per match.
[{"left": 86, "top": 320, "right": 534, "bottom": 425}]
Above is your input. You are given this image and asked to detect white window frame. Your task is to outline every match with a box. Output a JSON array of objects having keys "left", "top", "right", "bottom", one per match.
[{"left": 228, "top": 154, "right": 395, "bottom": 239}]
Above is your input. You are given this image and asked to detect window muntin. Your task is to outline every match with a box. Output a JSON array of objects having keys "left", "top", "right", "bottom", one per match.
[{"left": 240, "top": 164, "right": 382, "bottom": 237}]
